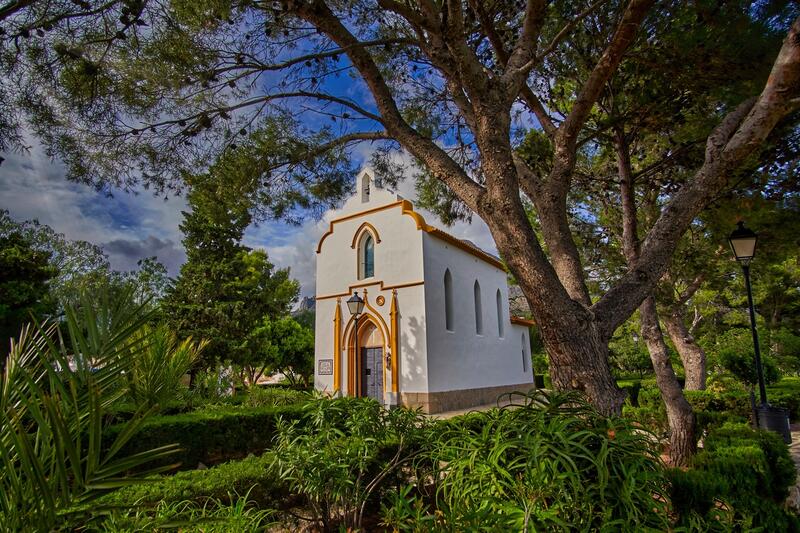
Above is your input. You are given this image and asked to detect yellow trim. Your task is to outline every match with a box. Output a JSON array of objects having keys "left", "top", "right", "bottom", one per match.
[
  {"left": 315, "top": 198, "right": 506, "bottom": 271},
  {"left": 361, "top": 289, "right": 391, "bottom": 399},
  {"left": 333, "top": 299, "right": 342, "bottom": 393},
  {"left": 350, "top": 222, "right": 381, "bottom": 249},
  {"left": 511, "top": 316, "right": 536, "bottom": 327},
  {"left": 343, "top": 310, "right": 389, "bottom": 397},
  {"left": 389, "top": 290, "right": 399, "bottom": 394},
  {"left": 400, "top": 199, "right": 428, "bottom": 230},
  {"left": 316, "top": 200, "right": 404, "bottom": 253},
  {"left": 316, "top": 279, "right": 424, "bottom": 301}
]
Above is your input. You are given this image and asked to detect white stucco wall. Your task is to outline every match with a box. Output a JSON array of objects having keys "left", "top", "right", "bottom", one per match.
[
  {"left": 315, "top": 168, "right": 533, "bottom": 402},
  {"left": 422, "top": 233, "right": 534, "bottom": 392},
  {"left": 314, "top": 170, "right": 429, "bottom": 398}
]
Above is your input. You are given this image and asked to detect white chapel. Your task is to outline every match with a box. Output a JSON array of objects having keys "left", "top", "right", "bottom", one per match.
[{"left": 314, "top": 169, "right": 535, "bottom": 413}]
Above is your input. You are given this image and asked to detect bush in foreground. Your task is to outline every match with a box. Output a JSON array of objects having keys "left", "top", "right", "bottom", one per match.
[
  {"left": 384, "top": 391, "right": 670, "bottom": 532},
  {"left": 270, "top": 396, "right": 434, "bottom": 531},
  {"left": 97, "top": 452, "right": 285, "bottom": 509},
  {"left": 103, "top": 403, "right": 306, "bottom": 470},
  {"left": 668, "top": 422, "right": 799, "bottom": 531},
  {"left": 98, "top": 492, "right": 276, "bottom": 532}
]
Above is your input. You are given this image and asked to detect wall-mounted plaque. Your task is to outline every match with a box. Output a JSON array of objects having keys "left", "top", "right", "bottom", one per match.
[{"left": 318, "top": 359, "right": 333, "bottom": 375}]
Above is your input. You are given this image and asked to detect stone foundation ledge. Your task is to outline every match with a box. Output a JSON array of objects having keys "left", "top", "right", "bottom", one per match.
[{"left": 401, "top": 382, "right": 535, "bottom": 414}]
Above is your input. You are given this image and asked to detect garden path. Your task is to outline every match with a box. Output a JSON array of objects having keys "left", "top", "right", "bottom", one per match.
[{"left": 788, "top": 423, "right": 800, "bottom": 512}]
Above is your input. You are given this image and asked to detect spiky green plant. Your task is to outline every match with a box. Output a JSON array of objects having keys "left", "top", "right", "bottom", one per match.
[
  {"left": 270, "top": 395, "right": 432, "bottom": 531},
  {"left": 0, "top": 287, "right": 180, "bottom": 531},
  {"left": 127, "top": 324, "right": 208, "bottom": 410},
  {"left": 385, "top": 390, "right": 670, "bottom": 532}
]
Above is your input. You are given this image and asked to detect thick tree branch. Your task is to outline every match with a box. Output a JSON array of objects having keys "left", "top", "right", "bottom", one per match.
[
  {"left": 514, "top": 0, "right": 609, "bottom": 77},
  {"left": 593, "top": 15, "right": 800, "bottom": 336},
  {"left": 676, "top": 274, "right": 705, "bottom": 306},
  {"left": 557, "top": 0, "right": 654, "bottom": 150},
  {"left": 517, "top": 0, "right": 652, "bottom": 306},
  {"left": 292, "top": 0, "right": 486, "bottom": 208},
  {"left": 504, "top": 0, "right": 547, "bottom": 77},
  {"left": 520, "top": 87, "right": 558, "bottom": 138}
]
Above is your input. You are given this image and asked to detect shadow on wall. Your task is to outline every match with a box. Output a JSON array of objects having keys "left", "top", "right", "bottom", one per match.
[{"left": 400, "top": 313, "right": 426, "bottom": 389}]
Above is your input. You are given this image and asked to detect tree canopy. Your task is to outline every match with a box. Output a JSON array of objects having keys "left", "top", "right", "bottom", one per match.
[
  {"left": 163, "top": 164, "right": 300, "bottom": 371},
  {"left": 2, "top": 0, "right": 799, "bottom": 413}
]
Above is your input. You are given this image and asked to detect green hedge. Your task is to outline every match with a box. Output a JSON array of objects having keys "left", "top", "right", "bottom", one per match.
[
  {"left": 103, "top": 405, "right": 306, "bottom": 471},
  {"left": 623, "top": 378, "right": 800, "bottom": 435},
  {"left": 668, "top": 423, "right": 799, "bottom": 531},
  {"left": 97, "top": 452, "right": 286, "bottom": 509}
]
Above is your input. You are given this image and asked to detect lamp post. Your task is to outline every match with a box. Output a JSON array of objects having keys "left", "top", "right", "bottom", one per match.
[
  {"left": 347, "top": 292, "right": 365, "bottom": 395},
  {"left": 728, "top": 221, "right": 791, "bottom": 443},
  {"left": 728, "top": 221, "right": 767, "bottom": 406}
]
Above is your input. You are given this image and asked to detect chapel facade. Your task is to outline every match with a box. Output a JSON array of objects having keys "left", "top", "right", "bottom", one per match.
[{"left": 314, "top": 169, "right": 535, "bottom": 413}]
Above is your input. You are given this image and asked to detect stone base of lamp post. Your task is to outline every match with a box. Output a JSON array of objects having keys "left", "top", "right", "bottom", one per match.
[{"left": 756, "top": 404, "right": 792, "bottom": 444}]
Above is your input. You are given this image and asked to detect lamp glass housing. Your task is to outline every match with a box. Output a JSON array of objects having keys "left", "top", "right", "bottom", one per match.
[
  {"left": 347, "top": 292, "right": 365, "bottom": 316},
  {"left": 728, "top": 221, "right": 758, "bottom": 264}
]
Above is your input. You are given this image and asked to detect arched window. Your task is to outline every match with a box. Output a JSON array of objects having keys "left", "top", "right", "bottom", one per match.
[
  {"left": 521, "top": 333, "right": 529, "bottom": 372},
  {"left": 358, "top": 234, "right": 374, "bottom": 279},
  {"left": 361, "top": 174, "right": 370, "bottom": 203},
  {"left": 496, "top": 289, "right": 504, "bottom": 338},
  {"left": 444, "top": 269, "right": 454, "bottom": 331},
  {"left": 474, "top": 280, "right": 483, "bottom": 335}
]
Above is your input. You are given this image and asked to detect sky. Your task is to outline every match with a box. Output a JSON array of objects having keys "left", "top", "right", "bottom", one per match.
[{"left": 0, "top": 142, "right": 497, "bottom": 301}]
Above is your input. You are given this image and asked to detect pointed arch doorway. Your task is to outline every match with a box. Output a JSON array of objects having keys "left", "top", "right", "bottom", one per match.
[{"left": 347, "top": 315, "right": 386, "bottom": 402}]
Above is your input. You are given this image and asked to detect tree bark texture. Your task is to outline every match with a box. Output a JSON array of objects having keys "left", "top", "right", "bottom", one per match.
[
  {"left": 615, "top": 126, "right": 697, "bottom": 465},
  {"left": 662, "top": 309, "right": 707, "bottom": 390},
  {"left": 640, "top": 297, "right": 697, "bottom": 466}
]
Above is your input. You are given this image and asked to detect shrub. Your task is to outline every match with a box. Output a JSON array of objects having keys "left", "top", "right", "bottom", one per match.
[
  {"left": 767, "top": 377, "right": 800, "bottom": 421},
  {"left": 96, "top": 493, "right": 277, "bottom": 533},
  {"left": 666, "top": 468, "right": 727, "bottom": 519},
  {"left": 103, "top": 404, "right": 306, "bottom": 470},
  {"left": 126, "top": 324, "right": 207, "bottom": 411},
  {"left": 97, "top": 452, "right": 286, "bottom": 509},
  {"left": 617, "top": 379, "right": 642, "bottom": 406},
  {"left": 270, "top": 396, "right": 433, "bottom": 531},
  {"left": 385, "top": 391, "right": 670, "bottom": 532},
  {"left": 623, "top": 386, "right": 668, "bottom": 433},
  {"left": 702, "top": 423, "right": 796, "bottom": 503},
  {"left": 671, "top": 422, "right": 799, "bottom": 531},
  {"left": 244, "top": 385, "right": 309, "bottom": 408}
]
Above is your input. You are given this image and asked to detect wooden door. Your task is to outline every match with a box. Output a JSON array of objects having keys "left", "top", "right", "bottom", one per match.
[{"left": 360, "top": 347, "right": 384, "bottom": 402}]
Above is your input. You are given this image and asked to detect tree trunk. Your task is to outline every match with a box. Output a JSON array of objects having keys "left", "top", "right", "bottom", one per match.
[
  {"left": 484, "top": 194, "right": 626, "bottom": 416},
  {"left": 640, "top": 297, "right": 696, "bottom": 466},
  {"left": 614, "top": 126, "right": 696, "bottom": 465},
  {"left": 662, "top": 309, "right": 707, "bottom": 390}
]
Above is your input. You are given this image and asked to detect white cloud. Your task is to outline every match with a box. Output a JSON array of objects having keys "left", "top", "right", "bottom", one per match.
[{"left": 0, "top": 142, "right": 187, "bottom": 275}]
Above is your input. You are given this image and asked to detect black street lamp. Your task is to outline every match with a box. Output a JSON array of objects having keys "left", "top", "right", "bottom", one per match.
[
  {"left": 728, "top": 221, "right": 791, "bottom": 443},
  {"left": 728, "top": 221, "right": 766, "bottom": 405},
  {"left": 347, "top": 292, "right": 365, "bottom": 394}
]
